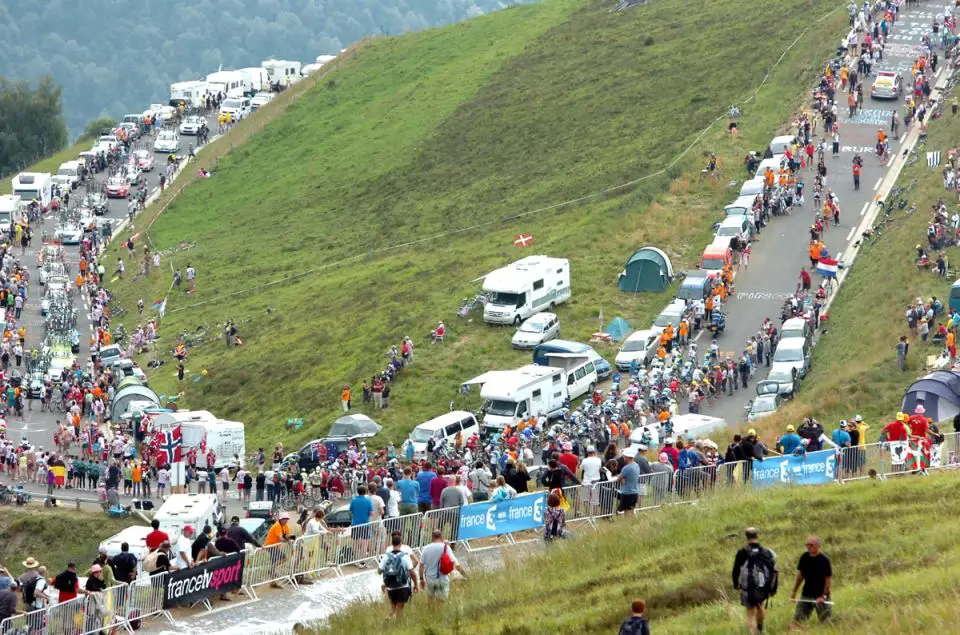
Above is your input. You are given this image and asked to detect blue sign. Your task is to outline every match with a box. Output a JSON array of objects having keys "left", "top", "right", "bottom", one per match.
[
  {"left": 456, "top": 493, "right": 546, "bottom": 540},
  {"left": 751, "top": 449, "right": 837, "bottom": 488}
]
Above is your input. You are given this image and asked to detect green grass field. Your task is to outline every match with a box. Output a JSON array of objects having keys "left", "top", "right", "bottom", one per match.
[
  {"left": 106, "top": 0, "right": 846, "bottom": 451},
  {"left": 319, "top": 472, "right": 960, "bottom": 634},
  {"left": 0, "top": 506, "right": 135, "bottom": 577},
  {"left": 747, "top": 91, "right": 960, "bottom": 444},
  {"left": 0, "top": 140, "right": 91, "bottom": 196}
]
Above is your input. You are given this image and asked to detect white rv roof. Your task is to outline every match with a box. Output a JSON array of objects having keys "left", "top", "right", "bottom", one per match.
[
  {"left": 479, "top": 365, "right": 564, "bottom": 400},
  {"left": 12, "top": 172, "right": 50, "bottom": 185},
  {"left": 0, "top": 195, "right": 21, "bottom": 213},
  {"left": 172, "top": 80, "right": 206, "bottom": 88},
  {"left": 206, "top": 70, "right": 243, "bottom": 82},
  {"left": 100, "top": 525, "right": 151, "bottom": 552},
  {"left": 154, "top": 494, "right": 219, "bottom": 519},
  {"left": 482, "top": 256, "right": 568, "bottom": 293}
]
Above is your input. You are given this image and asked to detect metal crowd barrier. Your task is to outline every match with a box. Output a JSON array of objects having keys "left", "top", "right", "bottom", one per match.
[
  {"left": 291, "top": 532, "right": 343, "bottom": 579},
  {"left": 422, "top": 508, "right": 464, "bottom": 544},
  {"left": 126, "top": 572, "right": 173, "bottom": 625},
  {"left": 243, "top": 543, "right": 296, "bottom": 596},
  {"left": 335, "top": 519, "right": 392, "bottom": 570},
  {"left": 0, "top": 607, "right": 46, "bottom": 634},
  {"left": 838, "top": 433, "right": 960, "bottom": 482}
]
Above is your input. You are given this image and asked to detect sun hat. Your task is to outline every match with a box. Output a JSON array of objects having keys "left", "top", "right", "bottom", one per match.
[
  {"left": 622, "top": 446, "right": 638, "bottom": 458},
  {"left": 786, "top": 424, "right": 795, "bottom": 432},
  {"left": 279, "top": 512, "right": 290, "bottom": 521},
  {"left": 91, "top": 564, "right": 102, "bottom": 574},
  {"left": 22, "top": 557, "right": 39, "bottom": 569}
]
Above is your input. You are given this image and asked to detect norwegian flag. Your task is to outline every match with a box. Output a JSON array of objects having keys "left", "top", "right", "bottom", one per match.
[
  {"left": 152, "top": 426, "right": 184, "bottom": 466},
  {"left": 198, "top": 432, "right": 208, "bottom": 454}
]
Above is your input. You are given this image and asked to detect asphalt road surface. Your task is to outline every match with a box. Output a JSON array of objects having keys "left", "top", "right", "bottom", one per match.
[
  {"left": 4, "top": 112, "right": 218, "bottom": 462},
  {"left": 701, "top": 1, "right": 942, "bottom": 427}
]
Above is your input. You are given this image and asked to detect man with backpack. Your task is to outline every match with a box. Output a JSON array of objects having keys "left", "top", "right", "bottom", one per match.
[
  {"left": 419, "top": 530, "right": 468, "bottom": 601},
  {"left": 732, "top": 527, "right": 778, "bottom": 635},
  {"left": 379, "top": 533, "right": 419, "bottom": 616}
]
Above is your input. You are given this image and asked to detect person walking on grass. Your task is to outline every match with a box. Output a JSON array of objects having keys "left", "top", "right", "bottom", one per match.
[
  {"left": 618, "top": 599, "right": 651, "bottom": 635},
  {"left": 732, "top": 527, "right": 778, "bottom": 635},
  {"left": 418, "top": 530, "right": 468, "bottom": 601},
  {"left": 896, "top": 335, "right": 908, "bottom": 371},
  {"left": 790, "top": 535, "right": 833, "bottom": 626}
]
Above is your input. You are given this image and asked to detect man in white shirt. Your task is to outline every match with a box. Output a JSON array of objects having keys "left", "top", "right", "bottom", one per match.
[
  {"left": 580, "top": 446, "right": 603, "bottom": 485},
  {"left": 175, "top": 525, "right": 195, "bottom": 570},
  {"left": 384, "top": 479, "right": 401, "bottom": 518}
]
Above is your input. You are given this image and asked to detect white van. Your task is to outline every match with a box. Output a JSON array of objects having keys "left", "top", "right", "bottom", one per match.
[
  {"left": 55, "top": 160, "right": 83, "bottom": 190},
  {"left": 715, "top": 214, "right": 752, "bottom": 243},
  {"left": 154, "top": 494, "right": 221, "bottom": 542},
  {"left": 404, "top": 411, "right": 479, "bottom": 460},
  {"left": 545, "top": 353, "right": 599, "bottom": 400},
  {"left": 262, "top": 59, "right": 302, "bottom": 86},
  {"left": 482, "top": 255, "right": 571, "bottom": 325},
  {"left": 780, "top": 317, "right": 813, "bottom": 345},
  {"left": 220, "top": 96, "right": 252, "bottom": 121},
  {"left": 205, "top": 70, "right": 247, "bottom": 97},
  {"left": 11, "top": 172, "right": 53, "bottom": 208}
]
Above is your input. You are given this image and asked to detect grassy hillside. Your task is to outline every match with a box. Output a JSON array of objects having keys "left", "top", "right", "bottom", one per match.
[
  {"left": 108, "top": 0, "right": 846, "bottom": 450},
  {"left": 0, "top": 507, "right": 135, "bottom": 576},
  {"left": 746, "top": 86, "right": 960, "bottom": 443},
  {"left": 0, "top": 140, "right": 89, "bottom": 195},
  {"left": 320, "top": 473, "right": 960, "bottom": 634}
]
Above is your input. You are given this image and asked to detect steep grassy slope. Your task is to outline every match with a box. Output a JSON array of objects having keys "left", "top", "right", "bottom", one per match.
[
  {"left": 320, "top": 473, "right": 960, "bottom": 634},
  {"left": 109, "top": 0, "right": 846, "bottom": 450},
  {"left": 0, "top": 507, "right": 135, "bottom": 576},
  {"left": 747, "top": 85, "right": 960, "bottom": 443}
]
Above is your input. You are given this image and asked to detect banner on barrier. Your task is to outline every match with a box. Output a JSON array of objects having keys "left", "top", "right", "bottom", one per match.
[
  {"left": 163, "top": 552, "right": 245, "bottom": 608},
  {"left": 751, "top": 449, "right": 837, "bottom": 487},
  {"left": 456, "top": 493, "right": 546, "bottom": 540}
]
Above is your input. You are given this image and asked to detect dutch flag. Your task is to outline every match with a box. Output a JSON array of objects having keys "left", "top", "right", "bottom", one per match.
[{"left": 817, "top": 256, "right": 838, "bottom": 278}]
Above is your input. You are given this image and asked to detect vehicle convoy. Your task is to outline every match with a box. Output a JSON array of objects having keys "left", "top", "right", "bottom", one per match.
[
  {"left": 463, "top": 364, "right": 567, "bottom": 432},
  {"left": 481, "top": 255, "right": 571, "bottom": 325}
]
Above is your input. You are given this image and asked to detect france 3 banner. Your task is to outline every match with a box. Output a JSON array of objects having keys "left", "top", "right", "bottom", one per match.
[
  {"left": 456, "top": 492, "right": 546, "bottom": 540},
  {"left": 163, "top": 552, "right": 245, "bottom": 608},
  {"left": 751, "top": 449, "right": 837, "bottom": 488}
]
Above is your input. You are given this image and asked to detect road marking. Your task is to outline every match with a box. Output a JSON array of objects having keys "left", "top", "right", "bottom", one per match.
[
  {"left": 860, "top": 202, "right": 869, "bottom": 217},
  {"left": 846, "top": 226, "right": 856, "bottom": 241},
  {"left": 873, "top": 177, "right": 883, "bottom": 191}
]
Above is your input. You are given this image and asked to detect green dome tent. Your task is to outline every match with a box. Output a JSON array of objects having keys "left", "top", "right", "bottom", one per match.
[{"left": 618, "top": 247, "right": 674, "bottom": 293}]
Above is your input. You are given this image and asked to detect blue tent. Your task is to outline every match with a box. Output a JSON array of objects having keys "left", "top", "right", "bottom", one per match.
[
  {"left": 604, "top": 318, "right": 632, "bottom": 342},
  {"left": 902, "top": 370, "right": 960, "bottom": 422}
]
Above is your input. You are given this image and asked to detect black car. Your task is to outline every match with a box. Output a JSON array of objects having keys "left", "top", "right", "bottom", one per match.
[{"left": 280, "top": 435, "right": 367, "bottom": 472}]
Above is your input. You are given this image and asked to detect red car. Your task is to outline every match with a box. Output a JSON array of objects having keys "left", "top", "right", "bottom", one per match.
[
  {"left": 133, "top": 149, "right": 155, "bottom": 172},
  {"left": 104, "top": 176, "right": 130, "bottom": 198}
]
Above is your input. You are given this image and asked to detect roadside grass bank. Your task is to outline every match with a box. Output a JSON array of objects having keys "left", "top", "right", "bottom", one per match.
[
  {"left": 318, "top": 471, "right": 960, "bottom": 634},
  {"left": 747, "top": 87, "right": 960, "bottom": 443},
  {"left": 0, "top": 140, "right": 91, "bottom": 195},
  {"left": 0, "top": 506, "right": 133, "bottom": 577},
  {"left": 106, "top": 0, "right": 846, "bottom": 451}
]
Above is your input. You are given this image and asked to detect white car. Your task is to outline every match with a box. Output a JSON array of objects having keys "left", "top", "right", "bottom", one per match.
[
  {"left": 615, "top": 329, "right": 659, "bottom": 371},
  {"left": 250, "top": 93, "right": 274, "bottom": 111},
  {"left": 154, "top": 131, "right": 180, "bottom": 153},
  {"left": 179, "top": 116, "right": 205, "bottom": 135},
  {"left": 54, "top": 224, "right": 83, "bottom": 245},
  {"left": 511, "top": 312, "right": 560, "bottom": 349}
]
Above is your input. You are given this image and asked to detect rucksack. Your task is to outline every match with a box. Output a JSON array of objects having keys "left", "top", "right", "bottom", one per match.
[
  {"left": 739, "top": 546, "right": 779, "bottom": 603},
  {"left": 381, "top": 550, "right": 409, "bottom": 589},
  {"left": 142, "top": 549, "right": 162, "bottom": 574},
  {"left": 22, "top": 576, "right": 38, "bottom": 605}
]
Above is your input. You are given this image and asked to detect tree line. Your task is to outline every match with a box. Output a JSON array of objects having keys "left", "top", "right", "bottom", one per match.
[
  {"left": 0, "top": 0, "right": 531, "bottom": 136},
  {"left": 0, "top": 75, "right": 68, "bottom": 178}
]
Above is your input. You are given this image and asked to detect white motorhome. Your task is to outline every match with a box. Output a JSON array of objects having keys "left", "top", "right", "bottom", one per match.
[
  {"left": 154, "top": 494, "right": 221, "bottom": 542},
  {"left": 205, "top": 70, "right": 248, "bottom": 98},
  {"left": 99, "top": 525, "right": 152, "bottom": 570},
  {"left": 316, "top": 55, "right": 337, "bottom": 65},
  {"left": 152, "top": 410, "right": 245, "bottom": 469},
  {"left": 11, "top": 172, "right": 53, "bottom": 208},
  {"left": 463, "top": 364, "right": 567, "bottom": 432},
  {"left": 481, "top": 255, "right": 571, "bottom": 325},
  {"left": 301, "top": 63, "right": 324, "bottom": 76},
  {"left": 262, "top": 59, "right": 302, "bottom": 86},
  {"left": 0, "top": 195, "right": 22, "bottom": 228},
  {"left": 238, "top": 67, "right": 269, "bottom": 94},
  {"left": 543, "top": 352, "right": 599, "bottom": 400},
  {"left": 169, "top": 80, "right": 210, "bottom": 108}
]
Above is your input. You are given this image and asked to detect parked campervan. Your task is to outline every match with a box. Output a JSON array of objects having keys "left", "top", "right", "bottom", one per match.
[{"left": 482, "top": 256, "right": 571, "bottom": 325}]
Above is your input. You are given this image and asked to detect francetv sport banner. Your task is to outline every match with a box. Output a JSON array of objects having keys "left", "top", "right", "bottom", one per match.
[
  {"left": 456, "top": 492, "right": 546, "bottom": 540},
  {"left": 163, "top": 552, "right": 245, "bottom": 608},
  {"left": 751, "top": 449, "right": 837, "bottom": 488}
]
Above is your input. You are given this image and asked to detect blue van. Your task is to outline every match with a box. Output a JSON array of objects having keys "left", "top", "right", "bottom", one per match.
[{"left": 532, "top": 340, "right": 612, "bottom": 380}]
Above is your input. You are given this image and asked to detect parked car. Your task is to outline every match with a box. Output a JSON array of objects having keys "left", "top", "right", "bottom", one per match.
[
  {"left": 615, "top": 329, "right": 659, "bottom": 370},
  {"left": 179, "top": 115, "right": 206, "bottom": 136},
  {"left": 764, "top": 366, "right": 799, "bottom": 398},
  {"left": 511, "top": 312, "right": 560, "bottom": 349},
  {"left": 771, "top": 338, "right": 811, "bottom": 379}
]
